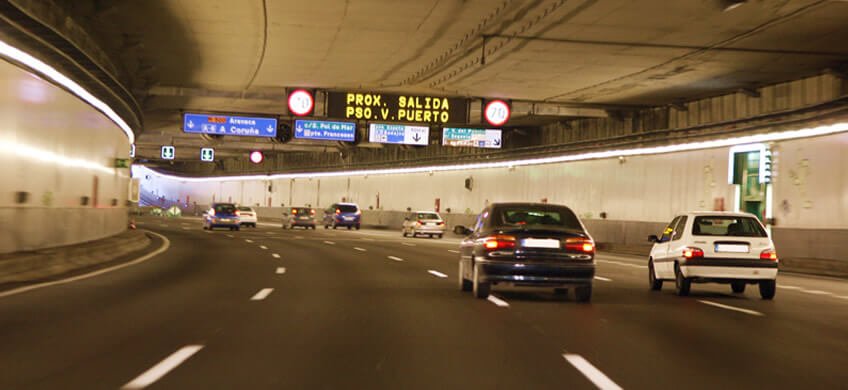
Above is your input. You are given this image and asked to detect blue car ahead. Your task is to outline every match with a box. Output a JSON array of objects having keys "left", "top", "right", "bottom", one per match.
[
  {"left": 323, "top": 203, "right": 361, "bottom": 230},
  {"left": 203, "top": 203, "right": 241, "bottom": 231}
]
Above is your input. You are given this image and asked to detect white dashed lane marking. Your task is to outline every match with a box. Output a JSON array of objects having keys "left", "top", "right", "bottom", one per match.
[
  {"left": 388, "top": 256, "right": 404, "bottom": 262},
  {"left": 251, "top": 288, "right": 274, "bottom": 301},
  {"left": 562, "top": 354, "right": 622, "bottom": 390},
  {"left": 245, "top": 239, "right": 254, "bottom": 243},
  {"left": 272, "top": 253, "right": 281, "bottom": 259},
  {"left": 276, "top": 267, "right": 286, "bottom": 274},
  {"left": 448, "top": 250, "right": 460, "bottom": 254},
  {"left": 324, "top": 241, "right": 336, "bottom": 245},
  {"left": 487, "top": 295, "right": 510, "bottom": 307},
  {"left": 402, "top": 243, "right": 416, "bottom": 247},
  {"left": 354, "top": 247, "right": 367, "bottom": 252},
  {"left": 122, "top": 345, "right": 204, "bottom": 389},
  {"left": 259, "top": 245, "right": 268, "bottom": 250},
  {"left": 698, "top": 300, "right": 764, "bottom": 316},
  {"left": 427, "top": 270, "right": 448, "bottom": 278},
  {"left": 594, "top": 276, "right": 613, "bottom": 282}
]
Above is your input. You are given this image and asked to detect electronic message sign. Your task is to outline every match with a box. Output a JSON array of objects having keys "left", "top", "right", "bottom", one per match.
[
  {"left": 442, "top": 128, "right": 502, "bottom": 149},
  {"left": 327, "top": 92, "right": 468, "bottom": 124}
]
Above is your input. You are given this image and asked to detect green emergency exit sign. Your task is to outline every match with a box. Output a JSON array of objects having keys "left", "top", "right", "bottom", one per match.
[{"left": 114, "top": 158, "right": 130, "bottom": 168}]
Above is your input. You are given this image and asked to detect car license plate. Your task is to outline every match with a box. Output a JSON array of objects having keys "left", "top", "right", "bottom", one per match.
[
  {"left": 715, "top": 244, "right": 749, "bottom": 253},
  {"left": 344, "top": 216, "right": 354, "bottom": 221},
  {"left": 522, "top": 238, "right": 560, "bottom": 249}
]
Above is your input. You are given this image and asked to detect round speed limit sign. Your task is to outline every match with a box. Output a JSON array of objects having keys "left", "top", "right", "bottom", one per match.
[
  {"left": 484, "top": 99, "right": 510, "bottom": 126},
  {"left": 288, "top": 89, "right": 314, "bottom": 117}
]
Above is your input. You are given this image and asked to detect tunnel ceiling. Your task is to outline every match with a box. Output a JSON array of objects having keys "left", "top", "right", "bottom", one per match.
[{"left": 57, "top": 0, "right": 848, "bottom": 171}]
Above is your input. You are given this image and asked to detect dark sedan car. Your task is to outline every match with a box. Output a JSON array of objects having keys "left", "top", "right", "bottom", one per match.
[{"left": 456, "top": 203, "right": 596, "bottom": 302}]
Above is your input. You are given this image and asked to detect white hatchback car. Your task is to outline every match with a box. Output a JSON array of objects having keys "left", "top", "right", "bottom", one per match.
[
  {"left": 237, "top": 206, "right": 258, "bottom": 228},
  {"left": 648, "top": 212, "right": 778, "bottom": 299}
]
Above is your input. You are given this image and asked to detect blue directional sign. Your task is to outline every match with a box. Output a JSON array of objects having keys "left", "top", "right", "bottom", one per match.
[
  {"left": 368, "top": 123, "right": 429, "bottom": 146},
  {"left": 183, "top": 113, "right": 277, "bottom": 138},
  {"left": 294, "top": 119, "right": 357, "bottom": 142},
  {"left": 442, "top": 128, "right": 502, "bottom": 149}
]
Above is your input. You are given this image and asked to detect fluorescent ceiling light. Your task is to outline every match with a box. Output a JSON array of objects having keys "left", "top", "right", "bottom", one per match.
[
  {"left": 139, "top": 122, "right": 848, "bottom": 183},
  {"left": 0, "top": 39, "right": 135, "bottom": 144}
]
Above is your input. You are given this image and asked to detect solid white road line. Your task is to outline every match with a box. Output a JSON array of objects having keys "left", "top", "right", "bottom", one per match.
[
  {"left": 777, "top": 285, "right": 802, "bottom": 290},
  {"left": 122, "top": 345, "right": 204, "bottom": 389},
  {"left": 354, "top": 247, "right": 367, "bottom": 252},
  {"left": 226, "top": 234, "right": 234, "bottom": 238},
  {"left": 448, "top": 249, "right": 460, "bottom": 254},
  {"left": 698, "top": 300, "right": 764, "bottom": 316},
  {"left": 181, "top": 227, "right": 190, "bottom": 230},
  {"left": 402, "top": 243, "right": 416, "bottom": 247},
  {"left": 324, "top": 240, "right": 336, "bottom": 245},
  {"left": 594, "top": 276, "right": 613, "bottom": 282},
  {"left": 259, "top": 245, "right": 268, "bottom": 250},
  {"left": 204, "top": 231, "right": 213, "bottom": 234},
  {"left": 276, "top": 267, "right": 286, "bottom": 274},
  {"left": 272, "top": 253, "right": 281, "bottom": 259},
  {"left": 597, "top": 260, "right": 647, "bottom": 269},
  {"left": 487, "top": 295, "right": 510, "bottom": 307},
  {"left": 562, "top": 354, "right": 622, "bottom": 390},
  {"left": 251, "top": 288, "right": 274, "bottom": 301},
  {"left": 388, "top": 256, "right": 404, "bottom": 262},
  {"left": 245, "top": 239, "right": 254, "bottom": 243},
  {"left": 0, "top": 231, "right": 171, "bottom": 299},
  {"left": 427, "top": 270, "right": 448, "bottom": 278}
]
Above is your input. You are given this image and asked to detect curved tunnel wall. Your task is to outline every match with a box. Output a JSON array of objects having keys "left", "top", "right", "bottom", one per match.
[
  {"left": 0, "top": 60, "right": 130, "bottom": 254},
  {"left": 142, "top": 130, "right": 848, "bottom": 230}
]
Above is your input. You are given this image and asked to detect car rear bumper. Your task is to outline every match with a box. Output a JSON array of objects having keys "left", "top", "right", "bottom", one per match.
[
  {"left": 413, "top": 226, "right": 445, "bottom": 234},
  {"left": 477, "top": 260, "right": 595, "bottom": 286},
  {"left": 681, "top": 265, "right": 777, "bottom": 280},
  {"left": 332, "top": 220, "right": 360, "bottom": 226},
  {"left": 209, "top": 223, "right": 239, "bottom": 228}
]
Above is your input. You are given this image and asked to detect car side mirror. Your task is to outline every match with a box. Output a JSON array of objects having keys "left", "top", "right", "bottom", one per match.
[
  {"left": 648, "top": 235, "right": 659, "bottom": 243},
  {"left": 454, "top": 225, "right": 472, "bottom": 236}
]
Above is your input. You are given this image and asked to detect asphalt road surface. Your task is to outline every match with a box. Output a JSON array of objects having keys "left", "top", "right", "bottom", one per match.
[{"left": 1, "top": 216, "right": 846, "bottom": 389}]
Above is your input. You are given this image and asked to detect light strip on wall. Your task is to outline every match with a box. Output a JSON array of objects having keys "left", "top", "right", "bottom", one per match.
[
  {"left": 141, "top": 121, "right": 848, "bottom": 183},
  {"left": 0, "top": 139, "right": 116, "bottom": 174},
  {"left": 0, "top": 39, "right": 135, "bottom": 144}
]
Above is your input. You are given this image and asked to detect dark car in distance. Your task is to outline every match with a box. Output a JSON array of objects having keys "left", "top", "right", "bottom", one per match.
[
  {"left": 283, "top": 207, "right": 317, "bottom": 229},
  {"left": 323, "top": 203, "right": 361, "bottom": 230},
  {"left": 456, "top": 202, "right": 596, "bottom": 302},
  {"left": 202, "top": 203, "right": 241, "bottom": 231}
]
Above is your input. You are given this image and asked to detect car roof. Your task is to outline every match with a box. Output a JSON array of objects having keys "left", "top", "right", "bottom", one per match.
[
  {"left": 414, "top": 210, "right": 440, "bottom": 214},
  {"left": 684, "top": 211, "right": 759, "bottom": 218},
  {"left": 488, "top": 202, "right": 573, "bottom": 209}
]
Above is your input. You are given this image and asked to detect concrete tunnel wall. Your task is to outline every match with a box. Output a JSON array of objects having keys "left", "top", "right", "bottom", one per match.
[
  {"left": 140, "top": 129, "right": 848, "bottom": 271},
  {"left": 0, "top": 60, "right": 130, "bottom": 254}
]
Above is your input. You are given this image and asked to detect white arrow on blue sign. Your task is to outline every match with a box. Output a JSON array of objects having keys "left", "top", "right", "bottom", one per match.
[
  {"left": 183, "top": 113, "right": 278, "bottom": 138},
  {"left": 368, "top": 123, "right": 429, "bottom": 146}
]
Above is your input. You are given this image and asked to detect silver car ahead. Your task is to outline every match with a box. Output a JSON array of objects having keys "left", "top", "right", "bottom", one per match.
[{"left": 402, "top": 211, "right": 446, "bottom": 239}]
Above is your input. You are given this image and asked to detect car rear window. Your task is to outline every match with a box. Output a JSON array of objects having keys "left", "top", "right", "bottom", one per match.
[
  {"left": 214, "top": 204, "right": 237, "bottom": 214},
  {"left": 416, "top": 213, "right": 439, "bottom": 220},
  {"left": 692, "top": 216, "right": 767, "bottom": 237},
  {"left": 293, "top": 208, "right": 312, "bottom": 214},
  {"left": 337, "top": 204, "right": 358, "bottom": 213},
  {"left": 238, "top": 207, "right": 252, "bottom": 212},
  {"left": 493, "top": 206, "right": 583, "bottom": 230}
]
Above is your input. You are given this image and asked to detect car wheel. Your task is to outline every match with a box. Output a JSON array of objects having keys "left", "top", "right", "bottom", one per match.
[
  {"left": 235, "top": 226, "right": 240, "bottom": 231},
  {"left": 311, "top": 226, "right": 316, "bottom": 230},
  {"left": 324, "top": 225, "right": 329, "bottom": 229},
  {"left": 438, "top": 234, "right": 443, "bottom": 239},
  {"left": 202, "top": 226, "right": 208, "bottom": 230},
  {"left": 674, "top": 263, "right": 691, "bottom": 296},
  {"left": 355, "top": 225, "right": 360, "bottom": 230},
  {"left": 458, "top": 261, "right": 472, "bottom": 292},
  {"left": 574, "top": 285, "right": 592, "bottom": 303},
  {"left": 553, "top": 288, "right": 568, "bottom": 297},
  {"left": 402, "top": 230, "right": 408, "bottom": 237},
  {"left": 347, "top": 226, "right": 352, "bottom": 230},
  {"left": 731, "top": 281, "right": 746, "bottom": 294},
  {"left": 759, "top": 280, "right": 776, "bottom": 300},
  {"left": 472, "top": 264, "right": 490, "bottom": 299},
  {"left": 333, "top": 224, "right": 337, "bottom": 230},
  {"left": 648, "top": 259, "right": 663, "bottom": 291}
]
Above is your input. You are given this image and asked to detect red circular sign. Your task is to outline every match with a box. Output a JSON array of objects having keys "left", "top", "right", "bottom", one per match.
[
  {"left": 288, "top": 89, "right": 314, "bottom": 117},
  {"left": 484, "top": 99, "right": 510, "bottom": 126},
  {"left": 249, "top": 150, "right": 264, "bottom": 164}
]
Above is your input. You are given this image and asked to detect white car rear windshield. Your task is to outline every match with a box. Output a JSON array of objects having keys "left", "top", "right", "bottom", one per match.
[
  {"left": 692, "top": 216, "right": 767, "bottom": 237},
  {"left": 238, "top": 207, "right": 252, "bottom": 212},
  {"left": 416, "top": 213, "right": 440, "bottom": 220},
  {"left": 494, "top": 207, "right": 582, "bottom": 230}
]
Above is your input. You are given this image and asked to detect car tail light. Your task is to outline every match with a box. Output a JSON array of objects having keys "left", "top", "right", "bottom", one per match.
[
  {"left": 335, "top": 209, "right": 341, "bottom": 214},
  {"left": 292, "top": 209, "right": 298, "bottom": 215},
  {"left": 483, "top": 235, "right": 516, "bottom": 250},
  {"left": 564, "top": 238, "right": 595, "bottom": 253},
  {"left": 760, "top": 249, "right": 778, "bottom": 261},
  {"left": 416, "top": 220, "right": 424, "bottom": 226},
  {"left": 310, "top": 209, "right": 315, "bottom": 215},
  {"left": 235, "top": 210, "right": 241, "bottom": 216},
  {"left": 437, "top": 221, "right": 445, "bottom": 226},
  {"left": 355, "top": 210, "right": 362, "bottom": 216},
  {"left": 683, "top": 247, "right": 704, "bottom": 259}
]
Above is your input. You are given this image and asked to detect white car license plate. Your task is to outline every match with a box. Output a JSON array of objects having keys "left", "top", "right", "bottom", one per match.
[
  {"left": 344, "top": 216, "right": 354, "bottom": 221},
  {"left": 715, "top": 244, "right": 749, "bottom": 253},
  {"left": 522, "top": 238, "right": 560, "bottom": 249}
]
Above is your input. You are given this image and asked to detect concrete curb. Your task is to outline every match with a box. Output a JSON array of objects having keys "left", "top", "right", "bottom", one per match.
[{"left": 0, "top": 230, "right": 151, "bottom": 286}]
